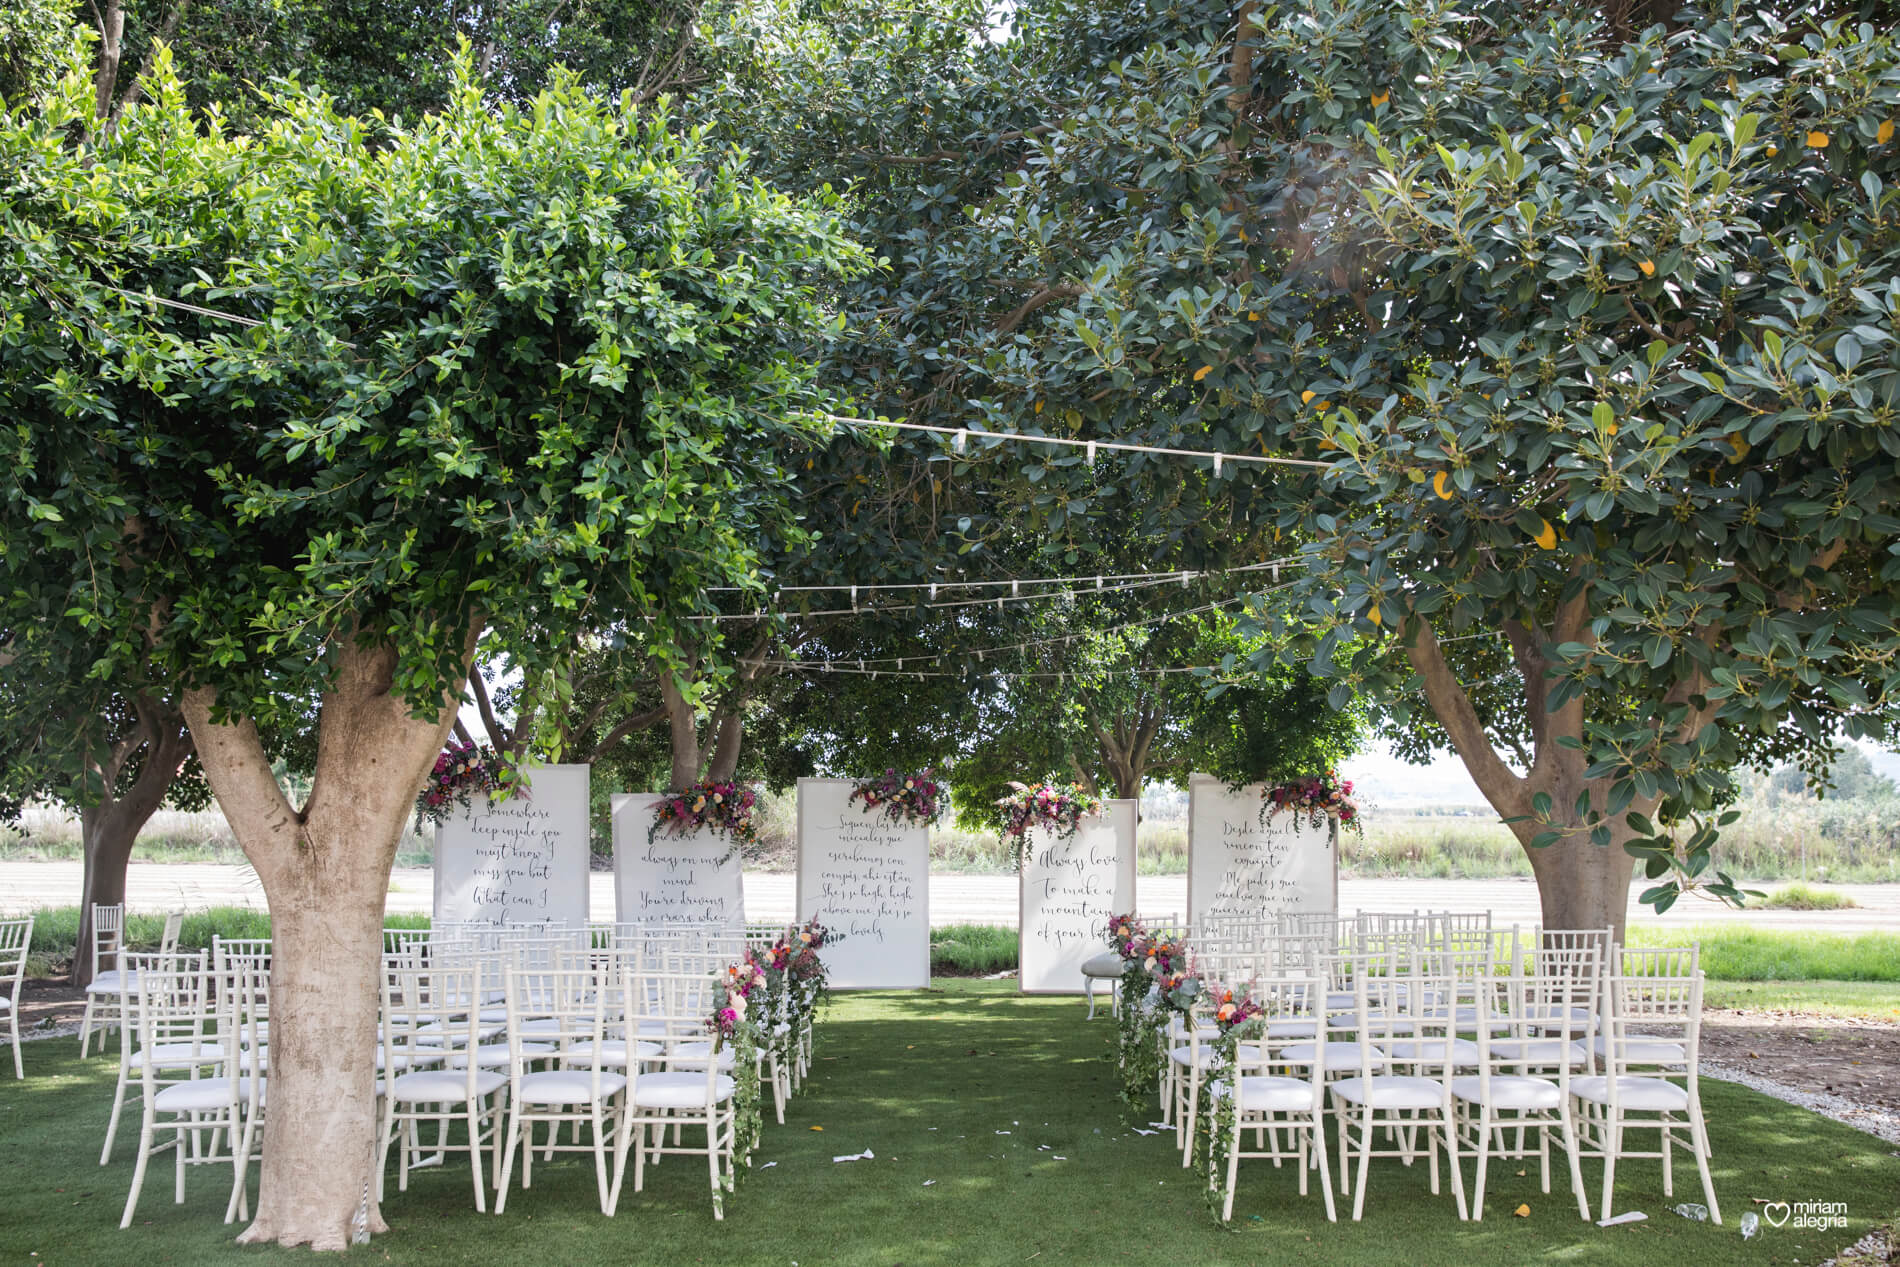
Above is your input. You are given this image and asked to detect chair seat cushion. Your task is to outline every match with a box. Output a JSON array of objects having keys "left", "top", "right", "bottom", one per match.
[
  {"left": 1590, "top": 1036, "right": 1685, "bottom": 1064},
  {"left": 0, "top": 996, "right": 9, "bottom": 1011},
  {"left": 564, "top": 1039, "right": 658, "bottom": 1068},
  {"left": 1385, "top": 1037, "right": 1481, "bottom": 1066},
  {"left": 632, "top": 1071, "right": 735, "bottom": 1110},
  {"left": 1488, "top": 1038, "right": 1588, "bottom": 1067},
  {"left": 448, "top": 1042, "right": 553, "bottom": 1069},
  {"left": 1234, "top": 1075, "right": 1320, "bottom": 1114},
  {"left": 1330, "top": 1076, "right": 1445, "bottom": 1110},
  {"left": 1169, "top": 1044, "right": 1218, "bottom": 1069},
  {"left": 1280, "top": 1041, "right": 1377, "bottom": 1071},
  {"left": 85, "top": 971, "right": 136, "bottom": 996},
  {"left": 1264, "top": 1020, "right": 1317, "bottom": 1040},
  {"left": 1080, "top": 952, "right": 1126, "bottom": 978},
  {"left": 1451, "top": 1074, "right": 1562, "bottom": 1110},
  {"left": 518, "top": 1069, "right": 627, "bottom": 1104},
  {"left": 1570, "top": 1075, "right": 1689, "bottom": 1112},
  {"left": 153, "top": 1077, "right": 256, "bottom": 1113},
  {"left": 666, "top": 1041, "right": 738, "bottom": 1071},
  {"left": 389, "top": 1068, "right": 506, "bottom": 1103},
  {"left": 130, "top": 1042, "right": 225, "bottom": 1070}
]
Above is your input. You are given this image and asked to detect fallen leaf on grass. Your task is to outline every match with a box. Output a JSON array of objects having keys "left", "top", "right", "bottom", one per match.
[
  {"left": 810, "top": 1126, "right": 824, "bottom": 1132},
  {"left": 1514, "top": 1204, "right": 1531, "bottom": 1218}
]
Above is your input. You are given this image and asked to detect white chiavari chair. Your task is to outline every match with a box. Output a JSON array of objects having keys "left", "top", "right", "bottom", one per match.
[
  {"left": 1215, "top": 971, "right": 1336, "bottom": 1221},
  {"left": 118, "top": 952, "right": 258, "bottom": 1228},
  {"left": 378, "top": 959, "right": 506, "bottom": 1211},
  {"left": 1328, "top": 954, "right": 1468, "bottom": 1221},
  {"left": 494, "top": 962, "right": 632, "bottom": 1215},
  {"left": 83, "top": 907, "right": 183, "bottom": 1057},
  {"left": 1452, "top": 941, "right": 1595, "bottom": 1220},
  {"left": 0, "top": 915, "right": 31, "bottom": 1078},
  {"left": 629, "top": 967, "right": 740, "bottom": 1218},
  {"left": 1572, "top": 948, "right": 1719, "bottom": 1223}
]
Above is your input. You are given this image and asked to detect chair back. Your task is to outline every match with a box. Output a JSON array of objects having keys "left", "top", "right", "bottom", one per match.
[
  {"left": 90, "top": 903, "right": 125, "bottom": 977},
  {"left": 503, "top": 963, "right": 608, "bottom": 1095},
  {"left": 128, "top": 952, "right": 225, "bottom": 1088},
  {"left": 1605, "top": 948, "right": 1703, "bottom": 1080},
  {"left": 0, "top": 916, "right": 31, "bottom": 997},
  {"left": 157, "top": 910, "right": 185, "bottom": 956}
]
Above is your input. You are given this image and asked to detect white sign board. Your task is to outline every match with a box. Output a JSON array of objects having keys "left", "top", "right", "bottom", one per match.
[
  {"left": 1019, "top": 800, "right": 1136, "bottom": 994},
  {"left": 1187, "top": 773, "right": 1338, "bottom": 925},
  {"left": 795, "top": 778, "right": 930, "bottom": 989},
  {"left": 611, "top": 793, "right": 747, "bottom": 927},
  {"left": 433, "top": 763, "right": 591, "bottom": 928}
]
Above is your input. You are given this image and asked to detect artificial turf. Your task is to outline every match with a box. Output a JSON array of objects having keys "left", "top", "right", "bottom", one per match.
[{"left": 2, "top": 980, "right": 1892, "bottom": 1266}]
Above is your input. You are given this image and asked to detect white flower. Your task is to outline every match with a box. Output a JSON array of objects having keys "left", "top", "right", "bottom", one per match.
[{"left": 728, "top": 990, "right": 748, "bottom": 1017}]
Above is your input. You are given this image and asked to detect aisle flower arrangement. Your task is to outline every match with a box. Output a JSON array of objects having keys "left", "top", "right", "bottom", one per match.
[
  {"left": 648, "top": 779, "right": 760, "bottom": 857},
  {"left": 994, "top": 778, "right": 1106, "bottom": 868},
  {"left": 704, "top": 921, "right": 840, "bottom": 1214},
  {"left": 414, "top": 742, "right": 522, "bottom": 829},
  {"left": 1192, "top": 990, "right": 1270, "bottom": 1224},
  {"left": 1260, "top": 770, "right": 1361, "bottom": 833},
  {"left": 850, "top": 769, "right": 947, "bottom": 829},
  {"left": 1107, "top": 915, "right": 1202, "bottom": 1113}
]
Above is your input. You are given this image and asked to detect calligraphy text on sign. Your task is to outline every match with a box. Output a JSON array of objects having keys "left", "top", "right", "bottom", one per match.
[
  {"left": 1025, "top": 833, "right": 1118, "bottom": 952},
  {"left": 813, "top": 817, "right": 919, "bottom": 945},
  {"left": 463, "top": 805, "right": 561, "bottom": 925}
]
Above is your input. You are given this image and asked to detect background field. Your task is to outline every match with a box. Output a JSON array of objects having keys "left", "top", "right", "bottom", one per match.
[{"left": 8, "top": 775, "right": 1895, "bottom": 883}]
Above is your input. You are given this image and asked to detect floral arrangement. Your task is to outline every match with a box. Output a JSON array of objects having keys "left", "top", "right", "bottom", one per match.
[
  {"left": 994, "top": 778, "right": 1106, "bottom": 869},
  {"left": 1205, "top": 982, "right": 1264, "bottom": 1033},
  {"left": 1111, "top": 920, "right": 1202, "bottom": 1113},
  {"left": 648, "top": 779, "right": 760, "bottom": 855},
  {"left": 414, "top": 742, "right": 522, "bottom": 829},
  {"left": 1105, "top": 912, "right": 1145, "bottom": 953},
  {"left": 1261, "top": 770, "right": 1361, "bottom": 834},
  {"left": 849, "top": 768, "right": 947, "bottom": 829}
]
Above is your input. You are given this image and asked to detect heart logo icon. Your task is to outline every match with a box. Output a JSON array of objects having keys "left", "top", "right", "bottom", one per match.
[{"left": 1763, "top": 1202, "right": 1791, "bottom": 1227}]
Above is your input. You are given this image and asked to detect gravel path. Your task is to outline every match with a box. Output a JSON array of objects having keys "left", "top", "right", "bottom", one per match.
[{"left": 1705, "top": 1060, "right": 1900, "bottom": 1148}]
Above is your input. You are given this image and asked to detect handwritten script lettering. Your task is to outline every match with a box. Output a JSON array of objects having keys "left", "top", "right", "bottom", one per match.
[
  {"left": 797, "top": 783, "right": 928, "bottom": 988},
  {"left": 1021, "top": 818, "right": 1127, "bottom": 991}
]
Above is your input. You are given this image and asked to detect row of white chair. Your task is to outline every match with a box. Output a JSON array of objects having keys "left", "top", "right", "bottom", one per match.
[
  {"left": 1157, "top": 932, "right": 1719, "bottom": 1225},
  {"left": 102, "top": 922, "right": 815, "bottom": 1228}
]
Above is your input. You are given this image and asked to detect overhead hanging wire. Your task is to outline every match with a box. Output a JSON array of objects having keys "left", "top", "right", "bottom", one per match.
[
  {"left": 701, "top": 557, "right": 1299, "bottom": 595},
  {"left": 817, "top": 414, "right": 1331, "bottom": 471}
]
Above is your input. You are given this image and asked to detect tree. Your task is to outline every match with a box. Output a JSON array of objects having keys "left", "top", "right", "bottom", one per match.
[
  {"left": 0, "top": 630, "right": 195, "bottom": 986},
  {"left": 4, "top": 58, "right": 862, "bottom": 1247},
  {"left": 723, "top": 0, "right": 1900, "bottom": 940}
]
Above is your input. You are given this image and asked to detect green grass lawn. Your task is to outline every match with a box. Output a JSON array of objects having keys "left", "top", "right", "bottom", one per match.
[{"left": 0, "top": 980, "right": 1892, "bottom": 1266}]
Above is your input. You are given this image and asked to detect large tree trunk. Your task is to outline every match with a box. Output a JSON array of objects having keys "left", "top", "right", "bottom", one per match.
[
  {"left": 704, "top": 709, "right": 744, "bottom": 784},
  {"left": 181, "top": 631, "right": 474, "bottom": 1250},
  {"left": 1523, "top": 834, "right": 1639, "bottom": 945},
  {"left": 1401, "top": 601, "right": 1657, "bottom": 946},
  {"left": 70, "top": 697, "right": 194, "bottom": 987},
  {"left": 660, "top": 673, "right": 701, "bottom": 791}
]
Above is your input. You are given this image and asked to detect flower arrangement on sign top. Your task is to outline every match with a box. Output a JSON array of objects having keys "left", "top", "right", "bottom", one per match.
[
  {"left": 648, "top": 779, "right": 760, "bottom": 854},
  {"left": 1261, "top": 770, "right": 1361, "bottom": 833},
  {"left": 414, "top": 742, "right": 522, "bottom": 829},
  {"left": 849, "top": 769, "right": 947, "bottom": 829},
  {"left": 994, "top": 778, "right": 1105, "bottom": 868}
]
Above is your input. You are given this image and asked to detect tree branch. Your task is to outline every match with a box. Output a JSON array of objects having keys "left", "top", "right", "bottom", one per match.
[
  {"left": 468, "top": 668, "right": 508, "bottom": 750},
  {"left": 1401, "top": 613, "right": 1530, "bottom": 815},
  {"left": 996, "top": 283, "right": 1084, "bottom": 335},
  {"left": 586, "top": 705, "right": 667, "bottom": 763}
]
